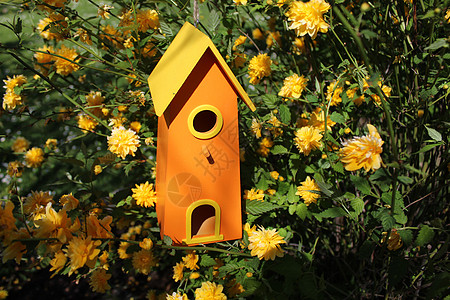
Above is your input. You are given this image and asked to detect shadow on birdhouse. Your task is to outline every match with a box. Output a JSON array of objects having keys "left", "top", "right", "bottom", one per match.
[{"left": 148, "top": 22, "right": 255, "bottom": 245}]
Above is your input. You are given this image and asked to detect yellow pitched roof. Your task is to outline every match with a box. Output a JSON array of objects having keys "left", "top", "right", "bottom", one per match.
[{"left": 148, "top": 22, "right": 255, "bottom": 116}]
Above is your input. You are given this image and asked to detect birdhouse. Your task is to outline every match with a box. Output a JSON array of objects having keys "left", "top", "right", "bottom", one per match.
[{"left": 147, "top": 22, "right": 255, "bottom": 245}]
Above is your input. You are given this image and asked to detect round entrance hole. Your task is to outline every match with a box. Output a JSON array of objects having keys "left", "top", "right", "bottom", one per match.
[{"left": 193, "top": 110, "right": 217, "bottom": 133}]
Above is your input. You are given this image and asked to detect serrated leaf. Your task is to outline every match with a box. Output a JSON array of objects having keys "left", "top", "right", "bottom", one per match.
[
  {"left": 271, "top": 145, "right": 288, "bottom": 154},
  {"left": 319, "top": 207, "right": 347, "bottom": 218},
  {"left": 381, "top": 212, "right": 395, "bottom": 230},
  {"left": 160, "top": 22, "right": 173, "bottom": 37},
  {"left": 218, "top": 262, "right": 240, "bottom": 277},
  {"left": 415, "top": 225, "right": 435, "bottom": 246},
  {"left": 163, "top": 235, "right": 173, "bottom": 245},
  {"left": 397, "top": 176, "right": 413, "bottom": 185},
  {"left": 246, "top": 199, "right": 280, "bottom": 215},
  {"left": 200, "top": 254, "right": 216, "bottom": 267},
  {"left": 425, "top": 38, "right": 448, "bottom": 51},
  {"left": 279, "top": 105, "right": 291, "bottom": 124},
  {"left": 397, "top": 229, "right": 413, "bottom": 245},
  {"left": 350, "top": 198, "right": 364, "bottom": 216},
  {"left": 330, "top": 112, "right": 346, "bottom": 124},
  {"left": 288, "top": 204, "right": 296, "bottom": 215},
  {"left": 425, "top": 126, "right": 442, "bottom": 142},
  {"left": 208, "top": 10, "right": 220, "bottom": 34},
  {"left": 296, "top": 203, "right": 307, "bottom": 220},
  {"left": 394, "top": 211, "right": 408, "bottom": 224},
  {"left": 415, "top": 142, "right": 443, "bottom": 154},
  {"left": 350, "top": 175, "right": 372, "bottom": 195},
  {"left": 314, "top": 179, "right": 332, "bottom": 197},
  {"left": 286, "top": 185, "right": 298, "bottom": 203},
  {"left": 262, "top": 94, "right": 278, "bottom": 109}
]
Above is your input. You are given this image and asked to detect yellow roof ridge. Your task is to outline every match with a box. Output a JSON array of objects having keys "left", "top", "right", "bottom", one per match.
[{"left": 148, "top": 22, "right": 255, "bottom": 116}]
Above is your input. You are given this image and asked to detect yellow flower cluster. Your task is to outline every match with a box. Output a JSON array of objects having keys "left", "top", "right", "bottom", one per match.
[
  {"left": 247, "top": 225, "right": 286, "bottom": 260},
  {"left": 257, "top": 137, "right": 274, "bottom": 157},
  {"left": 2, "top": 74, "right": 27, "bottom": 110},
  {"left": 278, "top": 73, "right": 308, "bottom": 100},
  {"left": 294, "top": 126, "right": 323, "bottom": 156},
  {"left": 195, "top": 281, "right": 227, "bottom": 300},
  {"left": 296, "top": 176, "right": 321, "bottom": 205},
  {"left": 286, "top": 0, "right": 331, "bottom": 39},
  {"left": 340, "top": 124, "right": 384, "bottom": 172},
  {"left": 248, "top": 53, "right": 272, "bottom": 84},
  {"left": 132, "top": 181, "right": 157, "bottom": 207},
  {"left": 107, "top": 126, "right": 141, "bottom": 159}
]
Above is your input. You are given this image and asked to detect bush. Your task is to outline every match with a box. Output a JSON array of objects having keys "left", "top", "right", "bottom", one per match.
[{"left": 0, "top": 0, "right": 449, "bottom": 299}]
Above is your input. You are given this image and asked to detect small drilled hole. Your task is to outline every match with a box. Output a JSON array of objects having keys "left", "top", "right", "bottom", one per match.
[{"left": 193, "top": 110, "right": 217, "bottom": 133}]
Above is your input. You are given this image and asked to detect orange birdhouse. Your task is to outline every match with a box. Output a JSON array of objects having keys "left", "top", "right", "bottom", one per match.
[{"left": 147, "top": 22, "right": 255, "bottom": 245}]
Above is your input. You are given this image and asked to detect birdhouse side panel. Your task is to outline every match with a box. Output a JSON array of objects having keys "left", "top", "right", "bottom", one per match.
[
  {"left": 161, "top": 50, "right": 242, "bottom": 244},
  {"left": 155, "top": 114, "right": 170, "bottom": 235}
]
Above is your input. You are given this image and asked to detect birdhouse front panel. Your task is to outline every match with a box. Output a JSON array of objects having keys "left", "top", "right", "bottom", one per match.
[{"left": 156, "top": 49, "right": 242, "bottom": 245}]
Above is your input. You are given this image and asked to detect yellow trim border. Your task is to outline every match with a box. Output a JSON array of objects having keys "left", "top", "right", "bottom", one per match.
[
  {"left": 184, "top": 199, "right": 223, "bottom": 244},
  {"left": 187, "top": 105, "right": 223, "bottom": 140}
]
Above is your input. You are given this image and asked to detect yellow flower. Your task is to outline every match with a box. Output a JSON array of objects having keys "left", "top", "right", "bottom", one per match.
[
  {"left": 49, "top": 250, "right": 67, "bottom": 277},
  {"left": 266, "top": 31, "right": 282, "bottom": 48},
  {"left": 139, "top": 238, "right": 154, "bottom": 250},
  {"left": 2, "top": 228, "right": 29, "bottom": 263},
  {"left": 346, "top": 87, "right": 365, "bottom": 106},
  {"left": 195, "top": 281, "right": 227, "bottom": 300},
  {"left": 34, "top": 204, "right": 78, "bottom": 243},
  {"left": 293, "top": 37, "right": 306, "bottom": 54},
  {"left": 11, "top": 137, "right": 30, "bottom": 152},
  {"left": 100, "top": 25, "right": 124, "bottom": 49},
  {"left": 166, "top": 292, "right": 188, "bottom": 300},
  {"left": 132, "top": 249, "right": 157, "bottom": 275},
  {"left": 294, "top": 126, "right": 323, "bottom": 156},
  {"left": 130, "top": 121, "right": 142, "bottom": 133},
  {"left": 243, "top": 223, "right": 256, "bottom": 237},
  {"left": 182, "top": 252, "right": 199, "bottom": 270},
  {"left": 132, "top": 181, "right": 157, "bottom": 208},
  {"left": 89, "top": 269, "right": 112, "bottom": 293},
  {"left": 86, "top": 91, "right": 105, "bottom": 117},
  {"left": 77, "top": 114, "right": 98, "bottom": 132},
  {"left": 75, "top": 28, "right": 92, "bottom": 45},
  {"left": 326, "top": 80, "right": 344, "bottom": 106},
  {"left": 257, "top": 137, "right": 274, "bottom": 157},
  {"left": 54, "top": 45, "right": 80, "bottom": 76},
  {"left": 25, "top": 147, "right": 45, "bottom": 168},
  {"left": 65, "top": 236, "right": 101, "bottom": 275},
  {"left": 278, "top": 73, "right": 308, "bottom": 100},
  {"left": 97, "top": 4, "right": 114, "bottom": 19},
  {"left": 243, "top": 188, "right": 265, "bottom": 201},
  {"left": 340, "top": 124, "right": 384, "bottom": 172},
  {"left": 34, "top": 45, "right": 54, "bottom": 74},
  {"left": 226, "top": 279, "right": 245, "bottom": 297},
  {"left": 3, "top": 74, "right": 27, "bottom": 91},
  {"left": 136, "top": 9, "right": 160, "bottom": 32},
  {"left": 190, "top": 272, "right": 200, "bottom": 279},
  {"left": 286, "top": 0, "right": 331, "bottom": 39},
  {"left": 7, "top": 161, "right": 24, "bottom": 177},
  {"left": 248, "top": 53, "right": 272, "bottom": 84},
  {"left": 107, "top": 126, "right": 141, "bottom": 159},
  {"left": 94, "top": 165, "right": 102, "bottom": 175},
  {"left": 233, "top": 0, "right": 248, "bottom": 5},
  {"left": 296, "top": 176, "right": 320, "bottom": 205},
  {"left": 0, "top": 289, "right": 8, "bottom": 299},
  {"left": 37, "top": 17, "right": 64, "bottom": 41},
  {"left": 172, "top": 262, "right": 184, "bottom": 282},
  {"left": 252, "top": 28, "right": 264, "bottom": 40},
  {"left": 382, "top": 229, "right": 403, "bottom": 251},
  {"left": 0, "top": 201, "right": 17, "bottom": 241},
  {"left": 118, "top": 241, "right": 131, "bottom": 259},
  {"left": 308, "top": 107, "right": 336, "bottom": 132},
  {"left": 45, "top": 138, "right": 57, "bottom": 150},
  {"left": 370, "top": 84, "right": 392, "bottom": 105},
  {"left": 59, "top": 194, "right": 79, "bottom": 211},
  {"left": 145, "top": 137, "right": 155, "bottom": 146},
  {"left": 248, "top": 225, "right": 286, "bottom": 260},
  {"left": 2, "top": 91, "right": 23, "bottom": 110},
  {"left": 233, "top": 35, "right": 247, "bottom": 51},
  {"left": 86, "top": 214, "right": 113, "bottom": 239},
  {"left": 24, "top": 191, "right": 54, "bottom": 218},
  {"left": 251, "top": 118, "right": 262, "bottom": 138}
]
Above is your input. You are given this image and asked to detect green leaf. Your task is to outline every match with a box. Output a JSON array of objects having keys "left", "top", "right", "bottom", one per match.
[
  {"left": 350, "top": 175, "right": 372, "bottom": 195},
  {"left": 305, "top": 94, "right": 319, "bottom": 104},
  {"left": 58, "top": 158, "right": 85, "bottom": 167},
  {"left": 381, "top": 211, "right": 395, "bottom": 230},
  {"left": 415, "top": 225, "right": 435, "bottom": 246},
  {"left": 397, "top": 175, "right": 414, "bottom": 185},
  {"left": 200, "top": 254, "right": 216, "bottom": 267},
  {"left": 286, "top": 185, "right": 299, "bottom": 203},
  {"left": 262, "top": 94, "right": 278, "bottom": 109},
  {"left": 314, "top": 178, "right": 332, "bottom": 197},
  {"left": 208, "top": 10, "right": 220, "bottom": 34},
  {"left": 163, "top": 235, "right": 173, "bottom": 246},
  {"left": 330, "top": 111, "right": 346, "bottom": 124},
  {"left": 246, "top": 199, "right": 280, "bottom": 215},
  {"left": 271, "top": 145, "right": 288, "bottom": 154},
  {"left": 425, "top": 38, "right": 448, "bottom": 51},
  {"left": 288, "top": 204, "right": 296, "bottom": 215},
  {"left": 350, "top": 198, "right": 365, "bottom": 216},
  {"left": 425, "top": 126, "right": 442, "bottom": 142},
  {"left": 319, "top": 207, "right": 347, "bottom": 218},
  {"left": 160, "top": 22, "right": 173, "bottom": 37},
  {"left": 415, "top": 142, "right": 443, "bottom": 154},
  {"left": 296, "top": 203, "right": 307, "bottom": 220},
  {"left": 397, "top": 229, "right": 413, "bottom": 245},
  {"left": 279, "top": 105, "right": 291, "bottom": 124}
]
